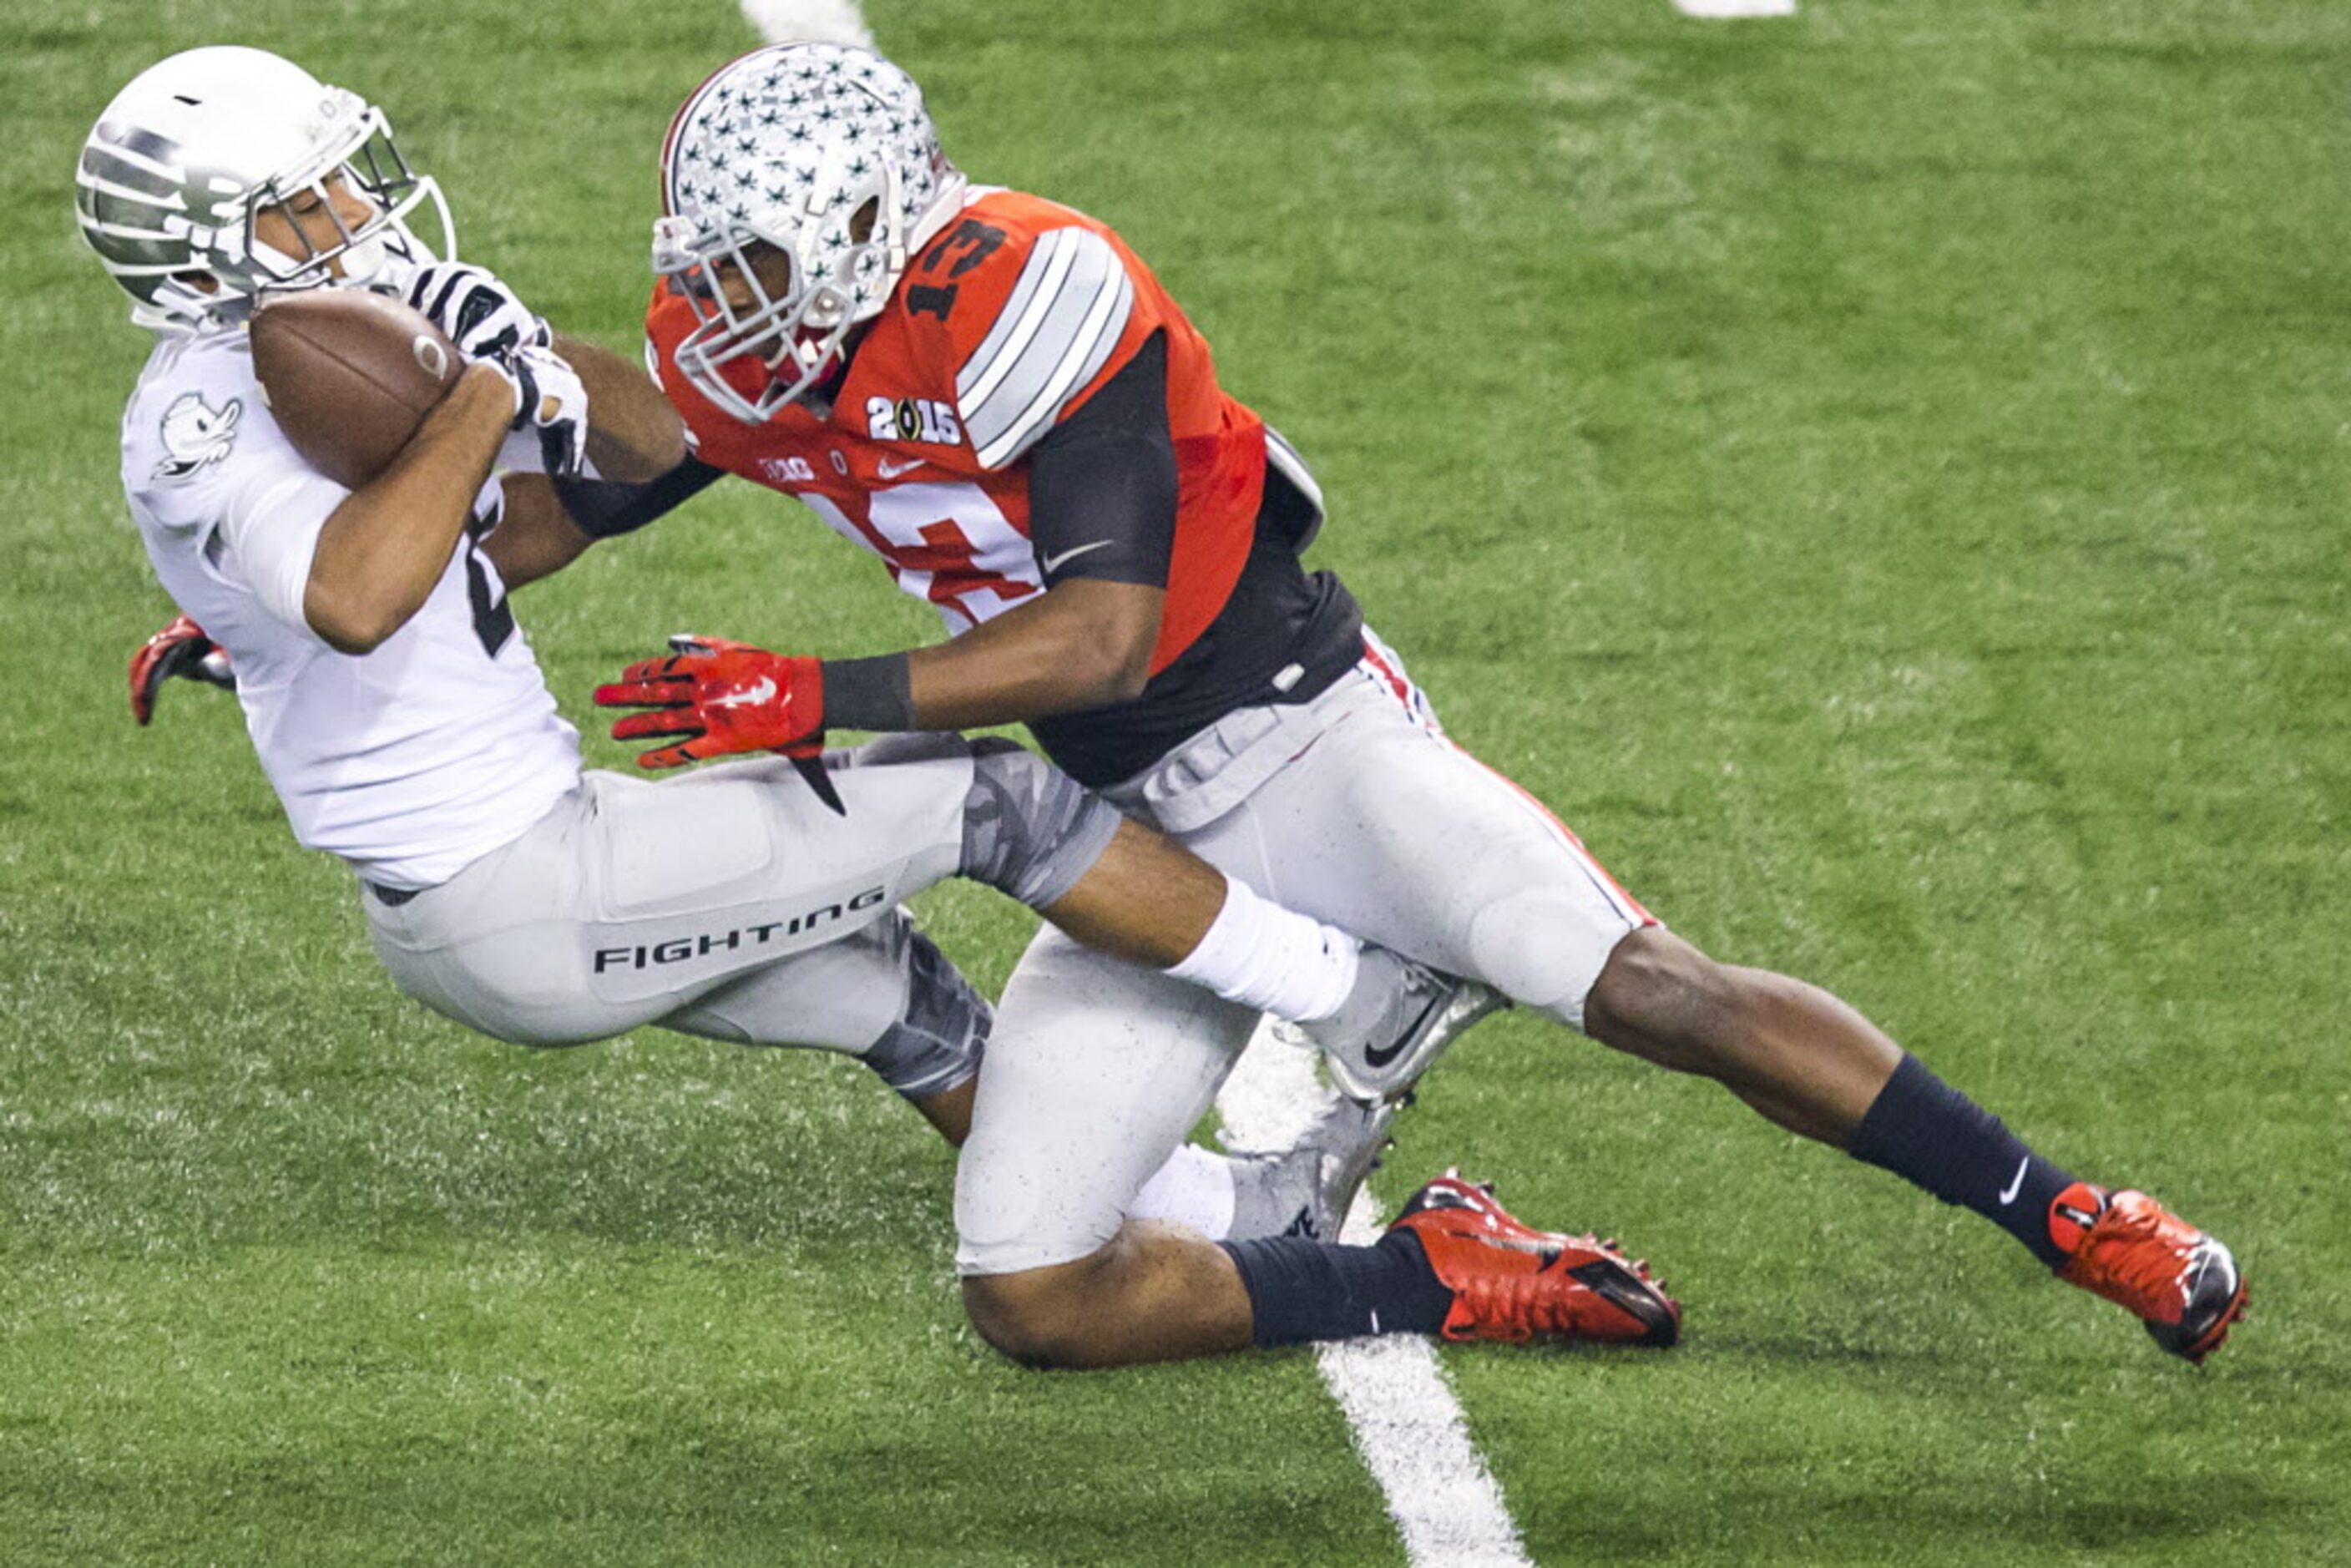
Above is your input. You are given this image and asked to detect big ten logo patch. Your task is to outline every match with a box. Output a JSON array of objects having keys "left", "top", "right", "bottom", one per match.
[{"left": 868, "top": 397, "right": 963, "bottom": 446}]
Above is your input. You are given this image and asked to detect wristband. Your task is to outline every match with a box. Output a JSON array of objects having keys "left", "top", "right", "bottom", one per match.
[{"left": 822, "top": 651, "right": 917, "bottom": 731}]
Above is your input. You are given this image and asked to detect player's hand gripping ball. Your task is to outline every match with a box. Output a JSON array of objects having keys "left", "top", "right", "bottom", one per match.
[
  {"left": 499, "top": 344, "right": 591, "bottom": 478},
  {"left": 401, "top": 262, "right": 551, "bottom": 363}
]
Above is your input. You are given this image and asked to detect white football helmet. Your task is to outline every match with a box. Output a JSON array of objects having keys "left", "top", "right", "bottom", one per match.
[
  {"left": 652, "top": 43, "right": 967, "bottom": 421},
  {"left": 76, "top": 46, "right": 454, "bottom": 333}
]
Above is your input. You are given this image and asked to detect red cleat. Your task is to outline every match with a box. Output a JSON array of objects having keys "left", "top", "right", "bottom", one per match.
[
  {"left": 1388, "top": 1171, "right": 1681, "bottom": 1347},
  {"left": 2051, "top": 1183, "right": 2247, "bottom": 1364}
]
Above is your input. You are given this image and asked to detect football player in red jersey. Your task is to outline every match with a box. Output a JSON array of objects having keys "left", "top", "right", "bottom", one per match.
[
  {"left": 590, "top": 43, "right": 2244, "bottom": 1369},
  {"left": 112, "top": 46, "right": 1689, "bottom": 1355}
]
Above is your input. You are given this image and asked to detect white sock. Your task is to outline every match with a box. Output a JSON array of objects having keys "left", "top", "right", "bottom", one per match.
[
  {"left": 1163, "top": 874, "right": 1361, "bottom": 1022},
  {"left": 1126, "top": 1143, "right": 1238, "bottom": 1238}
]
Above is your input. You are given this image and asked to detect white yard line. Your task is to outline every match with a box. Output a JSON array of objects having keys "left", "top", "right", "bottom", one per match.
[
  {"left": 739, "top": 0, "right": 874, "bottom": 45},
  {"left": 1221, "top": 1032, "right": 1537, "bottom": 1568},
  {"left": 734, "top": 6, "right": 1535, "bottom": 1559},
  {"left": 1671, "top": 0, "right": 1797, "bottom": 18}
]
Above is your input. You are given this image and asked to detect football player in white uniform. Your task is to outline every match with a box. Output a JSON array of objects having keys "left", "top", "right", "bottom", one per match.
[
  {"left": 586, "top": 43, "right": 2247, "bottom": 1369},
  {"left": 90, "top": 48, "right": 1642, "bottom": 1303}
]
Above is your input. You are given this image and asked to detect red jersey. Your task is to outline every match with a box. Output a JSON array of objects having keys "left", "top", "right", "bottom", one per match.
[{"left": 645, "top": 188, "right": 1267, "bottom": 675}]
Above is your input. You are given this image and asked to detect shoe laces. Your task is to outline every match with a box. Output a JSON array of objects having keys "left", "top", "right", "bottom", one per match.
[
  {"left": 2067, "top": 1195, "right": 2195, "bottom": 1322},
  {"left": 1448, "top": 1235, "right": 1652, "bottom": 1339},
  {"left": 1451, "top": 1270, "right": 1585, "bottom": 1339}
]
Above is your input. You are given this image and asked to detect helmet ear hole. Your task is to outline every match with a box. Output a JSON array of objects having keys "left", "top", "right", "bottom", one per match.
[{"left": 849, "top": 198, "right": 879, "bottom": 245}]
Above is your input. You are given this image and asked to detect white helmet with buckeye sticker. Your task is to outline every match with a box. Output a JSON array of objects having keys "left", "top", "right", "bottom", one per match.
[
  {"left": 75, "top": 46, "right": 453, "bottom": 333},
  {"left": 651, "top": 43, "right": 967, "bottom": 422}
]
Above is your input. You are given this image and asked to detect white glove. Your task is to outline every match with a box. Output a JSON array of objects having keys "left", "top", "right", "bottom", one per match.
[
  {"left": 493, "top": 345, "right": 593, "bottom": 479},
  {"left": 402, "top": 261, "right": 552, "bottom": 362}
]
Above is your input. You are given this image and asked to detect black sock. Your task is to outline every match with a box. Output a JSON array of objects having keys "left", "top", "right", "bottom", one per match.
[
  {"left": 1220, "top": 1230, "right": 1454, "bottom": 1348},
  {"left": 1848, "top": 1051, "right": 2079, "bottom": 1269}
]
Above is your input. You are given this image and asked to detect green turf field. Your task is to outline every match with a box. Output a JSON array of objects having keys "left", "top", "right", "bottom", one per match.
[{"left": 5, "top": 0, "right": 2348, "bottom": 1561}]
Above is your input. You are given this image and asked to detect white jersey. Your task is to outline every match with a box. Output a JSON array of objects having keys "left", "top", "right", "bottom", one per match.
[{"left": 120, "top": 326, "right": 580, "bottom": 889}]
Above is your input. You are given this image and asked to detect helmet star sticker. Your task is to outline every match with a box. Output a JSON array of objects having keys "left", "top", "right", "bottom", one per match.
[{"left": 652, "top": 43, "right": 968, "bottom": 421}]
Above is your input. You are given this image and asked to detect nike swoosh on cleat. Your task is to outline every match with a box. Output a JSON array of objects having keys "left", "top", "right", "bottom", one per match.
[
  {"left": 1998, "top": 1156, "right": 2030, "bottom": 1206},
  {"left": 1568, "top": 1259, "right": 1681, "bottom": 1345},
  {"left": 1361, "top": 994, "right": 1449, "bottom": 1070}
]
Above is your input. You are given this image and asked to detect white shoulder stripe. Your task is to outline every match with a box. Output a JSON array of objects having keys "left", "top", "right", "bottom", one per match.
[
  {"left": 958, "top": 229, "right": 1135, "bottom": 468},
  {"left": 957, "top": 228, "right": 1083, "bottom": 411},
  {"left": 973, "top": 267, "right": 1132, "bottom": 468}
]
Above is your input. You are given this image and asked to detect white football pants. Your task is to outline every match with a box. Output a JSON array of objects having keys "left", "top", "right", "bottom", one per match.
[
  {"left": 954, "top": 632, "right": 1654, "bottom": 1275},
  {"left": 362, "top": 746, "right": 980, "bottom": 1095}
]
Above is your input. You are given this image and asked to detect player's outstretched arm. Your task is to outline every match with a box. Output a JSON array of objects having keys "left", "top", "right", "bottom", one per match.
[
  {"left": 899, "top": 577, "right": 1162, "bottom": 727},
  {"left": 402, "top": 264, "right": 688, "bottom": 487},
  {"left": 479, "top": 475, "right": 594, "bottom": 592},
  {"left": 594, "top": 559, "right": 1164, "bottom": 760},
  {"left": 549, "top": 331, "right": 686, "bottom": 484},
  {"left": 598, "top": 327, "right": 1183, "bottom": 751},
  {"left": 480, "top": 456, "right": 724, "bottom": 594}
]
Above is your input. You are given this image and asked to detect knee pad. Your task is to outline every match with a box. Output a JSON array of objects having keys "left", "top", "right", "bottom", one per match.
[
  {"left": 960, "top": 739, "right": 1124, "bottom": 910},
  {"left": 866, "top": 929, "right": 991, "bottom": 1100}
]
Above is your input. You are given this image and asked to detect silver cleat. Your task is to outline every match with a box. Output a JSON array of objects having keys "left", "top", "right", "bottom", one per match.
[
  {"left": 1307, "top": 950, "right": 1510, "bottom": 1104},
  {"left": 1226, "top": 1093, "right": 1403, "bottom": 1241}
]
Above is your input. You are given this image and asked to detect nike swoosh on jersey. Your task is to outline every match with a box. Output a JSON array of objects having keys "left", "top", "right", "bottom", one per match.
[
  {"left": 712, "top": 676, "right": 779, "bottom": 710},
  {"left": 876, "top": 457, "right": 928, "bottom": 480},
  {"left": 1039, "top": 539, "right": 1115, "bottom": 574}
]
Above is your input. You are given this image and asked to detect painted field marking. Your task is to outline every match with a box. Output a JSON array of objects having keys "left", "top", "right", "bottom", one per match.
[
  {"left": 1221, "top": 1030, "right": 1536, "bottom": 1568},
  {"left": 733, "top": 6, "right": 1534, "bottom": 1560},
  {"left": 1672, "top": 0, "right": 1797, "bottom": 17},
  {"left": 739, "top": 0, "right": 873, "bottom": 45}
]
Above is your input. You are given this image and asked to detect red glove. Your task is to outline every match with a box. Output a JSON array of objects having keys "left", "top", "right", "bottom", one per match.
[
  {"left": 129, "top": 614, "right": 235, "bottom": 726},
  {"left": 594, "top": 635, "right": 827, "bottom": 771}
]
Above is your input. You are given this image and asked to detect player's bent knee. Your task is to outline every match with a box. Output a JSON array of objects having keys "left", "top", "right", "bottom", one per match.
[
  {"left": 961, "top": 1257, "right": 1113, "bottom": 1371},
  {"left": 1466, "top": 888, "right": 1636, "bottom": 1024},
  {"left": 481, "top": 1017, "right": 614, "bottom": 1050},
  {"left": 865, "top": 930, "right": 990, "bottom": 1100},
  {"left": 959, "top": 741, "right": 1124, "bottom": 911},
  {"left": 387, "top": 969, "right": 618, "bottom": 1050}
]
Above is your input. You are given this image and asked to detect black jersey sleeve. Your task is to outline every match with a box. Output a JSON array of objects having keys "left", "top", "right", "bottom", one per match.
[{"left": 1022, "top": 331, "right": 1177, "bottom": 589}]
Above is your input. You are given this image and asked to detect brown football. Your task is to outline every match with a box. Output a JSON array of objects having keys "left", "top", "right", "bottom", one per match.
[{"left": 250, "top": 289, "right": 463, "bottom": 488}]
